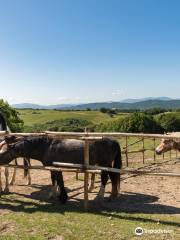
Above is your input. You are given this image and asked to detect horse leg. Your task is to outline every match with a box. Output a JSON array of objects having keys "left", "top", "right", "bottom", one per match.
[
  {"left": 50, "top": 171, "right": 68, "bottom": 203},
  {"left": 4, "top": 167, "right": 9, "bottom": 194},
  {"left": 10, "top": 159, "right": 17, "bottom": 185},
  {"left": 56, "top": 171, "right": 68, "bottom": 204},
  {"left": 49, "top": 171, "right": 58, "bottom": 199},
  {"left": 76, "top": 172, "right": 79, "bottom": 180},
  {"left": 108, "top": 172, "right": 120, "bottom": 200},
  {"left": 23, "top": 157, "right": 31, "bottom": 185},
  {"left": 25, "top": 158, "right": 31, "bottom": 185},
  {"left": 95, "top": 171, "right": 109, "bottom": 200},
  {"left": 0, "top": 167, "right": 2, "bottom": 193},
  {"left": 88, "top": 173, "right": 95, "bottom": 192}
]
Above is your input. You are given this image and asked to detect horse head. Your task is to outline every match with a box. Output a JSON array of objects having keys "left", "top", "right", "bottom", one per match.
[
  {"left": 0, "top": 136, "right": 24, "bottom": 154},
  {"left": 155, "top": 138, "right": 175, "bottom": 155}
]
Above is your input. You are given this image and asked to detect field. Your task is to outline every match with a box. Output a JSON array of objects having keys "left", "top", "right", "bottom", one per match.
[
  {"left": 17, "top": 109, "right": 127, "bottom": 126},
  {"left": 0, "top": 109, "right": 180, "bottom": 239}
]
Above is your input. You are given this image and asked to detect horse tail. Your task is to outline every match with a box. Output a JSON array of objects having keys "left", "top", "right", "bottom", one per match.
[
  {"left": 23, "top": 158, "right": 29, "bottom": 178},
  {"left": 113, "top": 141, "right": 122, "bottom": 192}
]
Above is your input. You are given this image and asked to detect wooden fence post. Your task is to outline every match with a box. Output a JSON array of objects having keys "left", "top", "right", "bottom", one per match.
[
  {"left": 125, "top": 136, "right": 129, "bottom": 167},
  {"left": 153, "top": 138, "right": 156, "bottom": 162},
  {"left": 84, "top": 139, "right": 89, "bottom": 210},
  {"left": 142, "top": 137, "right": 145, "bottom": 164},
  {"left": 0, "top": 167, "right": 2, "bottom": 192},
  {"left": 170, "top": 150, "right": 172, "bottom": 160}
]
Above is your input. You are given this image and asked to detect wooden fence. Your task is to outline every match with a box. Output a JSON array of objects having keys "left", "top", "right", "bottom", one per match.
[{"left": 0, "top": 130, "right": 180, "bottom": 209}]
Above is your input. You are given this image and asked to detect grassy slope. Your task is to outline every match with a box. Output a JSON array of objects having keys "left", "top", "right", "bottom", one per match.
[{"left": 17, "top": 109, "right": 127, "bottom": 126}]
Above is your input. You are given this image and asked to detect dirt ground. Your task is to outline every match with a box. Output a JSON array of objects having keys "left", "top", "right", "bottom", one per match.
[{"left": 0, "top": 158, "right": 180, "bottom": 214}]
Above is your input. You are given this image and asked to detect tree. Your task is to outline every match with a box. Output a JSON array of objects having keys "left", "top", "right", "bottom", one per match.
[
  {"left": 100, "top": 107, "right": 108, "bottom": 113},
  {"left": 119, "top": 113, "right": 164, "bottom": 133},
  {"left": 0, "top": 99, "right": 24, "bottom": 132},
  {"left": 95, "top": 112, "right": 164, "bottom": 133},
  {"left": 157, "top": 113, "right": 180, "bottom": 132}
]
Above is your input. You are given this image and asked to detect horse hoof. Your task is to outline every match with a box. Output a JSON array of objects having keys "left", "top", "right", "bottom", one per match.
[
  {"left": 94, "top": 195, "right": 104, "bottom": 202},
  {"left": 48, "top": 192, "right": 55, "bottom": 200},
  {"left": 108, "top": 195, "right": 118, "bottom": 202},
  {"left": 59, "top": 191, "right": 68, "bottom": 204},
  {"left": 4, "top": 188, "right": 10, "bottom": 194}
]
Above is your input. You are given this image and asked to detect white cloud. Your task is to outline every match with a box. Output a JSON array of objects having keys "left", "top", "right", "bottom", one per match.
[{"left": 112, "top": 89, "right": 126, "bottom": 96}]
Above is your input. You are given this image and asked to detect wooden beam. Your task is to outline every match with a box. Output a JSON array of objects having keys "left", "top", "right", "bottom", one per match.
[
  {"left": 1, "top": 164, "right": 101, "bottom": 174},
  {"left": 53, "top": 162, "right": 180, "bottom": 177},
  {"left": 84, "top": 140, "right": 90, "bottom": 209},
  {"left": 45, "top": 131, "right": 180, "bottom": 139},
  {"left": 0, "top": 130, "right": 180, "bottom": 140}
]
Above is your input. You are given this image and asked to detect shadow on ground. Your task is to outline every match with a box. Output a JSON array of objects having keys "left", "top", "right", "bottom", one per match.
[{"left": 0, "top": 184, "right": 180, "bottom": 228}]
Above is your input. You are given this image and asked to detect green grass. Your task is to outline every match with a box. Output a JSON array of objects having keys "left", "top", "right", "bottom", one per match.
[
  {"left": 17, "top": 109, "right": 127, "bottom": 126},
  {"left": 0, "top": 194, "right": 179, "bottom": 240}
]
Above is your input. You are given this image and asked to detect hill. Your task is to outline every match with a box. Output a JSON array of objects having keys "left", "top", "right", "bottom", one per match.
[
  {"left": 12, "top": 98, "right": 180, "bottom": 110},
  {"left": 66, "top": 99, "right": 180, "bottom": 110}
]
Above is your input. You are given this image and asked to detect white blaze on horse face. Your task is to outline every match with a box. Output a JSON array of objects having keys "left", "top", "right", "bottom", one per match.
[
  {"left": 0, "top": 140, "right": 8, "bottom": 154},
  {"left": 155, "top": 141, "right": 165, "bottom": 154},
  {"left": 0, "top": 140, "right": 6, "bottom": 147}
]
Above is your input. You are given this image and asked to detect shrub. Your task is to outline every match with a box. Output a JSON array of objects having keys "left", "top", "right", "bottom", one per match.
[
  {"left": 23, "top": 118, "right": 95, "bottom": 133},
  {"left": 96, "top": 113, "right": 164, "bottom": 133},
  {"left": 156, "top": 113, "right": 180, "bottom": 132},
  {"left": 0, "top": 99, "right": 24, "bottom": 132}
]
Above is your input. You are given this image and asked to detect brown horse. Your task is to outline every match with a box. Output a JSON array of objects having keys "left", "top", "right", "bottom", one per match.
[{"left": 156, "top": 136, "right": 180, "bottom": 155}]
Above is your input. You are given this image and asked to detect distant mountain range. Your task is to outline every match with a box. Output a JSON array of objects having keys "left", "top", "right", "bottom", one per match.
[
  {"left": 12, "top": 97, "right": 180, "bottom": 110},
  {"left": 120, "top": 97, "right": 172, "bottom": 103},
  {"left": 12, "top": 103, "right": 76, "bottom": 109}
]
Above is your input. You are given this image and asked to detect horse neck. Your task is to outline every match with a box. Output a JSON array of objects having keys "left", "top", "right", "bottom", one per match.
[
  {"left": 0, "top": 150, "right": 19, "bottom": 165},
  {"left": 173, "top": 141, "right": 180, "bottom": 151},
  {"left": 18, "top": 137, "right": 49, "bottom": 163}
]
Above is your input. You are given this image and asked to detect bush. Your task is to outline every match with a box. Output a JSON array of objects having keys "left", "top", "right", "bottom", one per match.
[
  {"left": 156, "top": 113, "right": 180, "bottom": 132},
  {"left": 143, "top": 108, "right": 167, "bottom": 115},
  {"left": 100, "top": 108, "right": 108, "bottom": 113},
  {"left": 23, "top": 118, "right": 95, "bottom": 133},
  {"left": 0, "top": 99, "right": 24, "bottom": 132},
  {"left": 96, "top": 113, "right": 164, "bottom": 133}
]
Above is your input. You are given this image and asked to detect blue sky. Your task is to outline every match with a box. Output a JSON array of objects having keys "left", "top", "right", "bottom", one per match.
[{"left": 0, "top": 0, "right": 180, "bottom": 105}]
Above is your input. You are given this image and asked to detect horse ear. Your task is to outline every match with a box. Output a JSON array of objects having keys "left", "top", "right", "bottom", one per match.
[{"left": 5, "top": 135, "right": 16, "bottom": 143}]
